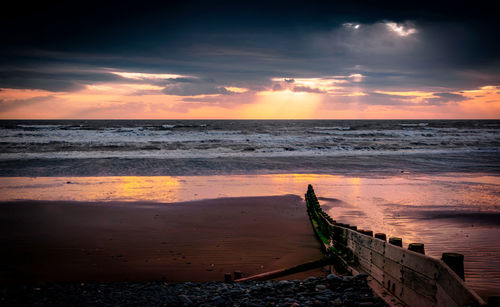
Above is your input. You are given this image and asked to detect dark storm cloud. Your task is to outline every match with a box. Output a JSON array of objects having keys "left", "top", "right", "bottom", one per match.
[
  {"left": 0, "top": 0, "right": 498, "bottom": 94},
  {"left": 0, "top": 69, "right": 131, "bottom": 92}
]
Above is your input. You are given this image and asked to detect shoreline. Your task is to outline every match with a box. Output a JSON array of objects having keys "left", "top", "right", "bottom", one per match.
[{"left": 0, "top": 152, "right": 499, "bottom": 177}]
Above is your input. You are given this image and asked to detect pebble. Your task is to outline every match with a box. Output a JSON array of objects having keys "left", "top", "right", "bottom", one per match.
[
  {"left": 0, "top": 275, "right": 387, "bottom": 306},
  {"left": 179, "top": 294, "right": 193, "bottom": 305}
]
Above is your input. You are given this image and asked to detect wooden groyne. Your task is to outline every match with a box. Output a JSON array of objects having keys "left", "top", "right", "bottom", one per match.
[{"left": 305, "top": 184, "right": 486, "bottom": 307}]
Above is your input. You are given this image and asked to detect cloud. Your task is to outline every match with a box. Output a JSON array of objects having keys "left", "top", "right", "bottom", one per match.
[
  {"left": 0, "top": 95, "right": 56, "bottom": 112},
  {"left": 293, "top": 86, "right": 325, "bottom": 93},
  {"left": 323, "top": 92, "right": 417, "bottom": 107},
  {"left": 385, "top": 22, "right": 417, "bottom": 37},
  {"left": 0, "top": 68, "right": 131, "bottom": 92},
  {"left": 348, "top": 74, "right": 364, "bottom": 82},
  {"left": 161, "top": 77, "right": 249, "bottom": 96},
  {"left": 423, "top": 92, "right": 467, "bottom": 105},
  {"left": 162, "top": 83, "right": 231, "bottom": 96}
]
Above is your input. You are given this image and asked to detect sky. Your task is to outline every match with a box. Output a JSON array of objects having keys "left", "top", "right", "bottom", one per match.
[{"left": 0, "top": 0, "right": 499, "bottom": 119}]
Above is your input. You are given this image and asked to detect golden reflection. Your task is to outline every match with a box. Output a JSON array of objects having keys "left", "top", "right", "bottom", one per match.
[
  {"left": 114, "top": 176, "right": 181, "bottom": 201},
  {"left": 266, "top": 173, "right": 334, "bottom": 183},
  {"left": 348, "top": 177, "right": 361, "bottom": 185},
  {"left": 0, "top": 177, "right": 182, "bottom": 202}
]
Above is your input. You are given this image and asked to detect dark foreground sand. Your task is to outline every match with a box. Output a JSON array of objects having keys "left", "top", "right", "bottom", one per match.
[{"left": 0, "top": 195, "right": 323, "bottom": 284}]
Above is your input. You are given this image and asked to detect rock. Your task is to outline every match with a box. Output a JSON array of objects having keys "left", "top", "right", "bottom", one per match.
[
  {"left": 326, "top": 273, "right": 338, "bottom": 281},
  {"left": 304, "top": 277, "right": 316, "bottom": 283},
  {"left": 315, "top": 284, "right": 326, "bottom": 290},
  {"left": 278, "top": 280, "right": 292, "bottom": 287},
  {"left": 211, "top": 295, "right": 226, "bottom": 306},
  {"left": 354, "top": 273, "right": 369, "bottom": 281},
  {"left": 331, "top": 298, "right": 343, "bottom": 306},
  {"left": 178, "top": 294, "right": 192, "bottom": 305}
]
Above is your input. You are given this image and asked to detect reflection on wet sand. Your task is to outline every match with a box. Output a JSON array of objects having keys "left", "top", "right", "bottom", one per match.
[{"left": 0, "top": 173, "right": 498, "bottom": 297}]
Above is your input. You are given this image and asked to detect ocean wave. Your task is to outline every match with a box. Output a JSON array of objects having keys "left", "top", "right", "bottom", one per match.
[
  {"left": 399, "top": 123, "right": 428, "bottom": 127},
  {"left": 0, "top": 147, "right": 497, "bottom": 160},
  {"left": 17, "top": 124, "right": 70, "bottom": 129},
  {"left": 313, "top": 126, "right": 351, "bottom": 130}
]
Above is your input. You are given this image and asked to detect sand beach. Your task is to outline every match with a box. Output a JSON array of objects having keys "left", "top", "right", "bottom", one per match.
[{"left": 0, "top": 195, "right": 324, "bottom": 284}]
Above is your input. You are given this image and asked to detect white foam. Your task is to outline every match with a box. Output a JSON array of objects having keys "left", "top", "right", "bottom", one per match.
[{"left": 399, "top": 123, "right": 428, "bottom": 127}]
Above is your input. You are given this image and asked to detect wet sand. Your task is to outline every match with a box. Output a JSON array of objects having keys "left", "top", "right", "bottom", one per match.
[{"left": 0, "top": 195, "right": 323, "bottom": 284}]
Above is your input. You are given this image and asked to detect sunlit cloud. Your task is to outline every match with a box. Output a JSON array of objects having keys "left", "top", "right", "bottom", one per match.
[
  {"left": 343, "top": 23, "right": 361, "bottom": 30},
  {"left": 385, "top": 22, "right": 417, "bottom": 37},
  {"left": 224, "top": 87, "right": 248, "bottom": 93},
  {"left": 271, "top": 76, "right": 353, "bottom": 94},
  {"left": 111, "top": 71, "right": 187, "bottom": 80},
  {"left": 349, "top": 74, "right": 364, "bottom": 82}
]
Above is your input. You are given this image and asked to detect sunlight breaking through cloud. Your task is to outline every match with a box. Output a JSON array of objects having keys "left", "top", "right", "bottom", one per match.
[
  {"left": 385, "top": 22, "right": 417, "bottom": 37},
  {"left": 111, "top": 72, "right": 188, "bottom": 80}
]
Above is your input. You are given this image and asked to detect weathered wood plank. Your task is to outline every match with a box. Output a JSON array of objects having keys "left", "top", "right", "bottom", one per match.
[
  {"left": 401, "top": 266, "right": 437, "bottom": 300},
  {"left": 358, "top": 257, "right": 372, "bottom": 274},
  {"left": 383, "top": 256, "right": 403, "bottom": 280},
  {"left": 371, "top": 238, "right": 386, "bottom": 255},
  {"left": 357, "top": 244, "right": 372, "bottom": 263},
  {"left": 397, "top": 282, "right": 436, "bottom": 307},
  {"left": 437, "top": 262, "right": 485, "bottom": 305},
  {"left": 384, "top": 243, "right": 405, "bottom": 264},
  {"left": 371, "top": 251, "right": 385, "bottom": 271},
  {"left": 400, "top": 249, "right": 441, "bottom": 280},
  {"left": 435, "top": 283, "right": 459, "bottom": 307},
  {"left": 357, "top": 232, "right": 375, "bottom": 249},
  {"left": 370, "top": 263, "right": 385, "bottom": 283}
]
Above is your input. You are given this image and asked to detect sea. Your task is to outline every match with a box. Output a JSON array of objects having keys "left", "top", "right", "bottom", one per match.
[
  {"left": 0, "top": 119, "right": 499, "bottom": 176},
  {"left": 0, "top": 119, "right": 499, "bottom": 298}
]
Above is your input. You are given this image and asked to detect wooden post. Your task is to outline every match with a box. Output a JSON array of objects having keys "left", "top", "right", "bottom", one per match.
[
  {"left": 389, "top": 237, "right": 402, "bottom": 247},
  {"left": 359, "top": 230, "right": 373, "bottom": 237},
  {"left": 375, "top": 233, "right": 387, "bottom": 241},
  {"left": 408, "top": 243, "right": 425, "bottom": 254},
  {"left": 234, "top": 271, "right": 243, "bottom": 280},
  {"left": 224, "top": 273, "right": 232, "bottom": 282},
  {"left": 442, "top": 252, "right": 465, "bottom": 280}
]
